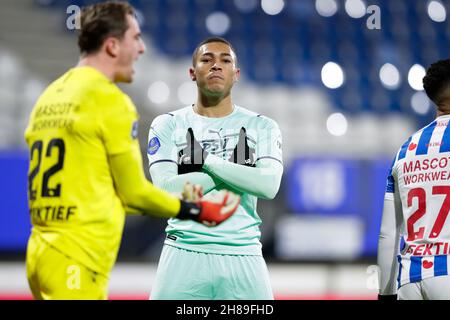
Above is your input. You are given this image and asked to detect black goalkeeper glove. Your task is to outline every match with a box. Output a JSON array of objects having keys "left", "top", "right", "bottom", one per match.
[
  {"left": 178, "top": 128, "right": 209, "bottom": 174},
  {"left": 378, "top": 294, "right": 397, "bottom": 301},
  {"left": 229, "top": 127, "right": 255, "bottom": 167}
]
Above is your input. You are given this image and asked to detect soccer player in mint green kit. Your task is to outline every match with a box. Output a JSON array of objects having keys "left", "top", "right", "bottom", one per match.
[{"left": 147, "top": 37, "right": 283, "bottom": 300}]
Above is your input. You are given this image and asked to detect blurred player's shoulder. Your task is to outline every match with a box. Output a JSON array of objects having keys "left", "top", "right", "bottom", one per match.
[
  {"left": 57, "top": 66, "right": 127, "bottom": 100},
  {"left": 149, "top": 105, "right": 191, "bottom": 131},
  {"left": 47, "top": 67, "right": 113, "bottom": 92},
  {"left": 167, "top": 105, "right": 193, "bottom": 117},
  {"left": 234, "top": 105, "right": 259, "bottom": 118},
  {"left": 393, "top": 117, "right": 446, "bottom": 166},
  {"left": 70, "top": 66, "right": 134, "bottom": 114},
  {"left": 28, "top": 67, "right": 136, "bottom": 135},
  {"left": 412, "top": 119, "right": 438, "bottom": 138},
  {"left": 150, "top": 112, "right": 175, "bottom": 130}
]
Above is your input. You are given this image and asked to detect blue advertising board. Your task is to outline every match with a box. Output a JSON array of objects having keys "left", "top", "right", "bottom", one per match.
[
  {"left": 0, "top": 151, "right": 31, "bottom": 251},
  {"left": 285, "top": 157, "right": 391, "bottom": 256}
]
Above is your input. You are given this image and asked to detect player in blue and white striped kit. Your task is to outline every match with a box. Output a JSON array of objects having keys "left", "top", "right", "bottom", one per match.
[{"left": 378, "top": 59, "right": 450, "bottom": 300}]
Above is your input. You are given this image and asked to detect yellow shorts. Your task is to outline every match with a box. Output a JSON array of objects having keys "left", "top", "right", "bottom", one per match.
[{"left": 26, "top": 233, "right": 108, "bottom": 300}]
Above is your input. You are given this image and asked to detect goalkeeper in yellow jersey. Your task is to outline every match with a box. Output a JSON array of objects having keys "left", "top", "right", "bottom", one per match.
[{"left": 24, "top": 1, "right": 239, "bottom": 300}]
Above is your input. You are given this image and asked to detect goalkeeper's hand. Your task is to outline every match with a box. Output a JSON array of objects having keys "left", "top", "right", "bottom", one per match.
[
  {"left": 181, "top": 182, "right": 203, "bottom": 202},
  {"left": 178, "top": 128, "right": 209, "bottom": 174},
  {"left": 177, "top": 185, "right": 239, "bottom": 226}
]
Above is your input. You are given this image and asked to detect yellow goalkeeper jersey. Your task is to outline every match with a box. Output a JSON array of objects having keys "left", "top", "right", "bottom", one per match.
[{"left": 24, "top": 66, "right": 141, "bottom": 276}]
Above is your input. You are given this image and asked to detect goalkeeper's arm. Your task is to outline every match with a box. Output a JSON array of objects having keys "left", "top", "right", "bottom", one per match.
[{"left": 109, "top": 145, "right": 238, "bottom": 225}]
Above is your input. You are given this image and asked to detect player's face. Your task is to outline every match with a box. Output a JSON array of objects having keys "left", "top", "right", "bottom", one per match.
[
  {"left": 190, "top": 42, "right": 240, "bottom": 97},
  {"left": 115, "top": 15, "right": 146, "bottom": 83}
]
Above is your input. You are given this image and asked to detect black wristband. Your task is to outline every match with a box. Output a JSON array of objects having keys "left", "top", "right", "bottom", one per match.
[
  {"left": 178, "top": 163, "right": 203, "bottom": 175},
  {"left": 177, "top": 200, "right": 201, "bottom": 221},
  {"left": 378, "top": 294, "right": 397, "bottom": 301}
]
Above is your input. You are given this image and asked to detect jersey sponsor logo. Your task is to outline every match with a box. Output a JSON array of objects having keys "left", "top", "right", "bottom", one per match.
[
  {"left": 404, "top": 242, "right": 450, "bottom": 256},
  {"left": 401, "top": 156, "right": 450, "bottom": 185},
  {"left": 31, "top": 103, "right": 77, "bottom": 132},
  {"left": 403, "top": 171, "right": 450, "bottom": 185},
  {"left": 403, "top": 157, "right": 450, "bottom": 172},
  {"left": 131, "top": 121, "right": 139, "bottom": 139},
  {"left": 30, "top": 205, "right": 77, "bottom": 222},
  {"left": 147, "top": 136, "right": 161, "bottom": 155},
  {"left": 197, "top": 129, "right": 256, "bottom": 160}
]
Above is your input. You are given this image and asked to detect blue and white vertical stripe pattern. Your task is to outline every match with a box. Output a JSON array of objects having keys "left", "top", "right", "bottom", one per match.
[
  {"left": 397, "top": 255, "right": 450, "bottom": 288},
  {"left": 397, "top": 121, "right": 438, "bottom": 161},
  {"left": 393, "top": 116, "right": 450, "bottom": 288}
]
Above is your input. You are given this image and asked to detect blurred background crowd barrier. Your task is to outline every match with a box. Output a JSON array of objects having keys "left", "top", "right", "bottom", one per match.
[{"left": 1, "top": 0, "right": 447, "bottom": 299}]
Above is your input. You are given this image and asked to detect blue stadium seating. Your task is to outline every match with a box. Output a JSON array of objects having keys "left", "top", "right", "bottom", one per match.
[{"left": 36, "top": 0, "right": 450, "bottom": 124}]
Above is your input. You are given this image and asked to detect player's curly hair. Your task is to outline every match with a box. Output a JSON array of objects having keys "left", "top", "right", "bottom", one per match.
[
  {"left": 78, "top": 1, "right": 134, "bottom": 55},
  {"left": 423, "top": 59, "right": 450, "bottom": 105}
]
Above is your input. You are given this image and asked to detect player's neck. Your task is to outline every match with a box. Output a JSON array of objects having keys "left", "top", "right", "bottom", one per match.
[
  {"left": 194, "top": 94, "right": 234, "bottom": 118},
  {"left": 77, "top": 55, "right": 116, "bottom": 82},
  {"left": 436, "top": 110, "right": 450, "bottom": 118}
]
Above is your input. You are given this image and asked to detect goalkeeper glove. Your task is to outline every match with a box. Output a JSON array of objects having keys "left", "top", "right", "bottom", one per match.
[
  {"left": 178, "top": 128, "right": 209, "bottom": 174},
  {"left": 229, "top": 127, "right": 255, "bottom": 167},
  {"left": 177, "top": 188, "right": 239, "bottom": 226}
]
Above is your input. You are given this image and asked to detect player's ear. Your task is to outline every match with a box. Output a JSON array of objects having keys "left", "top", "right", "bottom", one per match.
[
  {"left": 104, "top": 37, "right": 119, "bottom": 58},
  {"left": 233, "top": 68, "right": 240, "bottom": 83},
  {"left": 189, "top": 68, "right": 196, "bottom": 81}
]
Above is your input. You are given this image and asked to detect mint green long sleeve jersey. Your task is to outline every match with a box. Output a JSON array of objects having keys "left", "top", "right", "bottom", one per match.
[{"left": 147, "top": 105, "right": 283, "bottom": 255}]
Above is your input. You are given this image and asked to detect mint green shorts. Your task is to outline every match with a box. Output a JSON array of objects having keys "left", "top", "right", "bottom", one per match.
[{"left": 150, "top": 244, "right": 273, "bottom": 300}]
